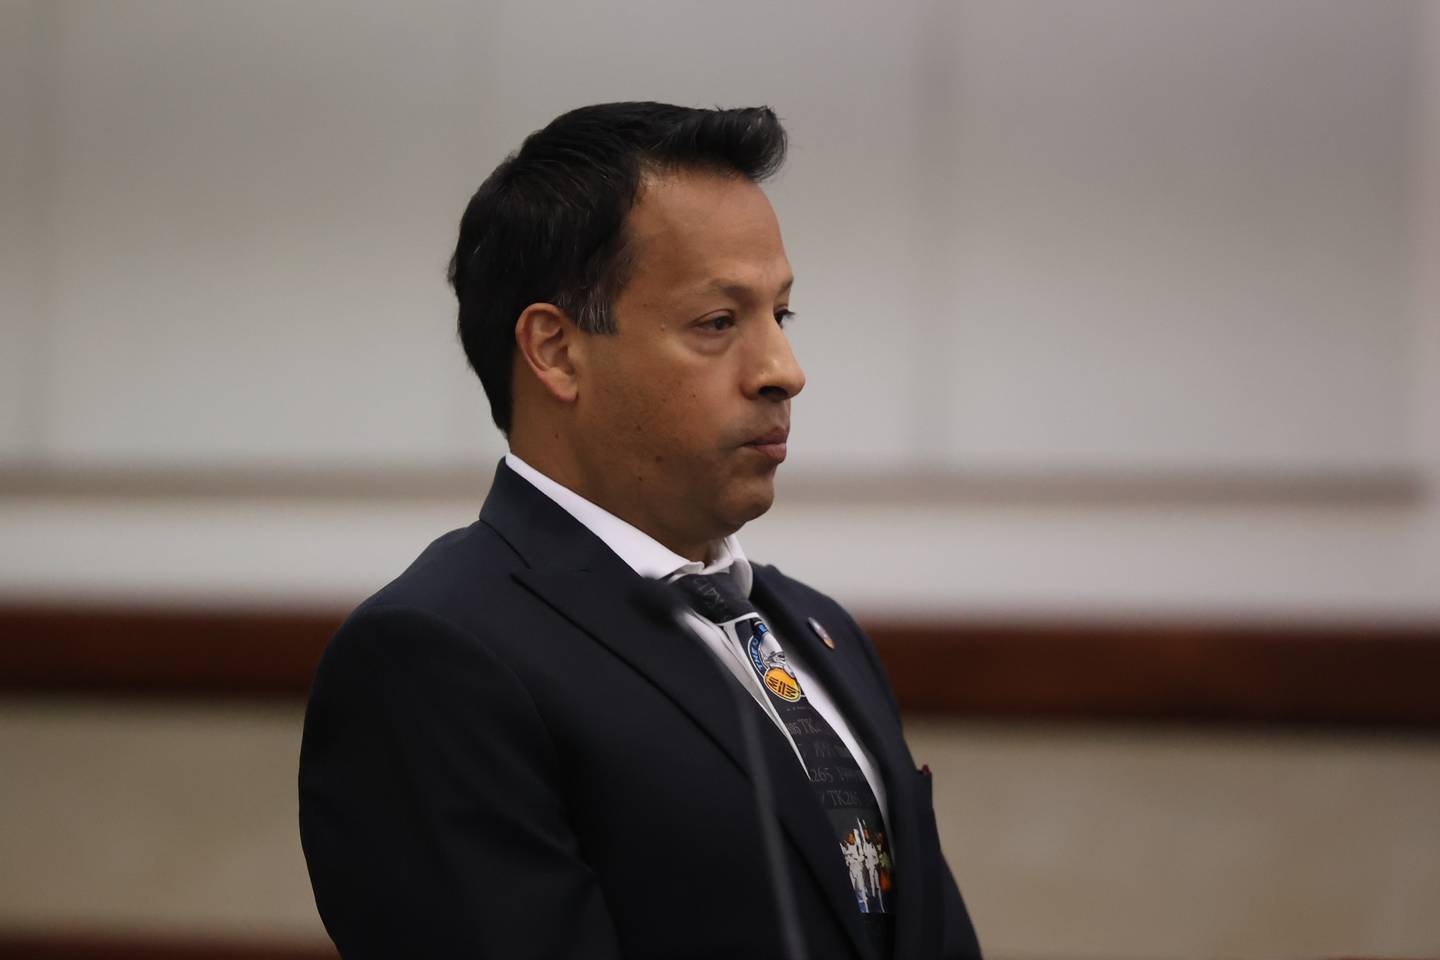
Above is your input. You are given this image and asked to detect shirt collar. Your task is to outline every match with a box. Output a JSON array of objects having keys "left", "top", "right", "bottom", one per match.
[{"left": 504, "top": 452, "right": 753, "bottom": 595}]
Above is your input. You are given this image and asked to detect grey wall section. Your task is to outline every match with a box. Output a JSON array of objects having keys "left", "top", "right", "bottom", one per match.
[
  {"left": 2, "top": 700, "right": 1438, "bottom": 959},
  {"left": 0, "top": 0, "right": 54, "bottom": 461},
  {"left": 2, "top": 0, "right": 1437, "bottom": 619},
  {"left": 32, "top": 0, "right": 494, "bottom": 469},
  {"left": 935, "top": 1, "right": 1418, "bottom": 472},
  {"left": 0, "top": 0, "right": 1427, "bottom": 474}
]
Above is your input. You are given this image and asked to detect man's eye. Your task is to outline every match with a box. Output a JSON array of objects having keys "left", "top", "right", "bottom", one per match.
[
  {"left": 775, "top": 309, "right": 797, "bottom": 328},
  {"left": 701, "top": 315, "right": 735, "bottom": 332}
]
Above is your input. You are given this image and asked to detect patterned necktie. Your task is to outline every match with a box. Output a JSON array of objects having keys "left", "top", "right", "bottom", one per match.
[{"left": 671, "top": 570, "right": 894, "bottom": 959}]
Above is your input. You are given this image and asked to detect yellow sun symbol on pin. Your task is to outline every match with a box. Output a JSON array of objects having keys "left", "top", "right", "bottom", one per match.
[{"left": 764, "top": 667, "right": 801, "bottom": 702}]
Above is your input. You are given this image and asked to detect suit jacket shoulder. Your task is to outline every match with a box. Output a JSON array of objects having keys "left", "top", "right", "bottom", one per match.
[{"left": 300, "top": 462, "right": 982, "bottom": 960}]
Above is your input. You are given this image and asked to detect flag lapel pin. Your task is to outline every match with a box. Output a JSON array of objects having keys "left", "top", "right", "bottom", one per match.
[{"left": 807, "top": 616, "right": 836, "bottom": 650}]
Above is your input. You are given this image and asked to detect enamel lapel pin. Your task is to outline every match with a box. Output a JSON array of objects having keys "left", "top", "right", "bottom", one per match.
[{"left": 806, "top": 616, "right": 836, "bottom": 650}]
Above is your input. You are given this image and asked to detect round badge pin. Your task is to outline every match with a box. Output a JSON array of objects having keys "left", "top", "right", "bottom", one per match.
[{"left": 807, "top": 616, "right": 836, "bottom": 649}]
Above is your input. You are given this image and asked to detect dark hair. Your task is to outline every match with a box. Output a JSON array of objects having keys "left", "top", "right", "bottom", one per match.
[{"left": 447, "top": 102, "right": 788, "bottom": 435}]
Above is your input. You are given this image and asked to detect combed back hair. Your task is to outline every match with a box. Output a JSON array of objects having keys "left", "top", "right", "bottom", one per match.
[{"left": 447, "top": 101, "right": 788, "bottom": 435}]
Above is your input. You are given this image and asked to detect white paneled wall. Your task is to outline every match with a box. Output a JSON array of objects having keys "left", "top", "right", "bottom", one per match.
[
  {"left": 33, "top": 0, "right": 495, "bottom": 468},
  {"left": 3, "top": 0, "right": 1424, "bottom": 473},
  {"left": 1, "top": 0, "right": 1437, "bottom": 615},
  {"left": 937, "top": 0, "right": 1417, "bottom": 472},
  {"left": 0, "top": 0, "right": 49, "bottom": 458}
]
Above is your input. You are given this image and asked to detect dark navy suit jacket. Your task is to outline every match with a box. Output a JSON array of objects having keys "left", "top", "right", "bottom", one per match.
[{"left": 299, "top": 461, "right": 981, "bottom": 959}]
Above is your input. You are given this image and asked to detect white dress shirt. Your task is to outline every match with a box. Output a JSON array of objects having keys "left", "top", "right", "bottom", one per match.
[{"left": 503, "top": 452, "right": 890, "bottom": 827}]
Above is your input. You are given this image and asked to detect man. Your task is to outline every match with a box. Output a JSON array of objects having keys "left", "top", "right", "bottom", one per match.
[{"left": 299, "top": 102, "right": 980, "bottom": 960}]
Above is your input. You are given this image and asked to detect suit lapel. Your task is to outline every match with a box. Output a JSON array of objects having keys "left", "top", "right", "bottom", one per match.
[
  {"left": 752, "top": 567, "right": 933, "bottom": 960},
  {"left": 479, "top": 463, "right": 875, "bottom": 960}
]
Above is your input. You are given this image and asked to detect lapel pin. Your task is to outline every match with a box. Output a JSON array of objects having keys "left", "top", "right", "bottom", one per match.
[{"left": 807, "top": 616, "right": 836, "bottom": 650}]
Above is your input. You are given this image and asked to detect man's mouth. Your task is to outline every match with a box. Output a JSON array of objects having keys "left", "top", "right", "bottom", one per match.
[{"left": 744, "top": 429, "right": 789, "bottom": 464}]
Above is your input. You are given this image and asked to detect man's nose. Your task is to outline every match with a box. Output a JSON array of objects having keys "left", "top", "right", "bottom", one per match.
[{"left": 750, "top": 317, "right": 806, "bottom": 401}]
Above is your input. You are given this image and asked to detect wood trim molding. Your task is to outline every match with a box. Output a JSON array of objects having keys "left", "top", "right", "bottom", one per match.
[
  {"left": 0, "top": 607, "right": 338, "bottom": 700},
  {"left": 0, "top": 933, "right": 1400, "bottom": 960},
  {"left": 873, "top": 619, "right": 1440, "bottom": 727},
  {"left": 2, "top": 605, "right": 1437, "bottom": 727},
  {"left": 0, "top": 462, "right": 1424, "bottom": 506},
  {"left": 0, "top": 933, "right": 334, "bottom": 960}
]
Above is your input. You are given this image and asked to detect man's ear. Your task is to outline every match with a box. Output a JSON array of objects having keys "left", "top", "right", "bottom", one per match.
[{"left": 514, "top": 303, "right": 581, "bottom": 404}]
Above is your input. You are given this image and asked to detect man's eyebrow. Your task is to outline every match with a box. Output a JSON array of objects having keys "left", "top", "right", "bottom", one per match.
[{"left": 703, "top": 276, "right": 795, "bottom": 300}]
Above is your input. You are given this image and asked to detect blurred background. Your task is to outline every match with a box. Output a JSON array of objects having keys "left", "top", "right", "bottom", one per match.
[{"left": 2, "top": 0, "right": 1439, "bottom": 957}]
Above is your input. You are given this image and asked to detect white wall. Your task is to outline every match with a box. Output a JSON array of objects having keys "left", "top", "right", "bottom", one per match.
[{"left": 1, "top": 0, "right": 1436, "bottom": 617}]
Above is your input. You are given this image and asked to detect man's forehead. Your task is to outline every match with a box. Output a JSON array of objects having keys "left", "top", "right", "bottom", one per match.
[
  {"left": 624, "top": 173, "right": 790, "bottom": 293},
  {"left": 628, "top": 171, "right": 777, "bottom": 237},
  {"left": 694, "top": 274, "right": 795, "bottom": 300}
]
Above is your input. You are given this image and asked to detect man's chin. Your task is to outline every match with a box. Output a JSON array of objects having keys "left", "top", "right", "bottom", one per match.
[{"left": 721, "top": 477, "right": 777, "bottom": 528}]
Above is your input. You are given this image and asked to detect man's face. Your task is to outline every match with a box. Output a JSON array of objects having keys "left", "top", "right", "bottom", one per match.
[{"left": 572, "top": 169, "right": 805, "bottom": 558}]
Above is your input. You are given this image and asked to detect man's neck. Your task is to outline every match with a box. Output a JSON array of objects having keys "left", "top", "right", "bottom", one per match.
[{"left": 505, "top": 447, "right": 715, "bottom": 563}]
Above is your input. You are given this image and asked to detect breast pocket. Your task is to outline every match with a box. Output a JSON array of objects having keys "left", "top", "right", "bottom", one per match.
[
  {"left": 912, "top": 766, "right": 942, "bottom": 854},
  {"left": 915, "top": 764, "right": 934, "bottom": 802},
  {"left": 902, "top": 765, "right": 948, "bottom": 958}
]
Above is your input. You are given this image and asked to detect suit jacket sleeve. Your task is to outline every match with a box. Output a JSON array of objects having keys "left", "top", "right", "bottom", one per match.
[{"left": 299, "top": 603, "right": 622, "bottom": 959}]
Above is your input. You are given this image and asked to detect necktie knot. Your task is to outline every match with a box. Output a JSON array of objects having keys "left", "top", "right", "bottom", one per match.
[{"left": 669, "top": 570, "right": 753, "bottom": 624}]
